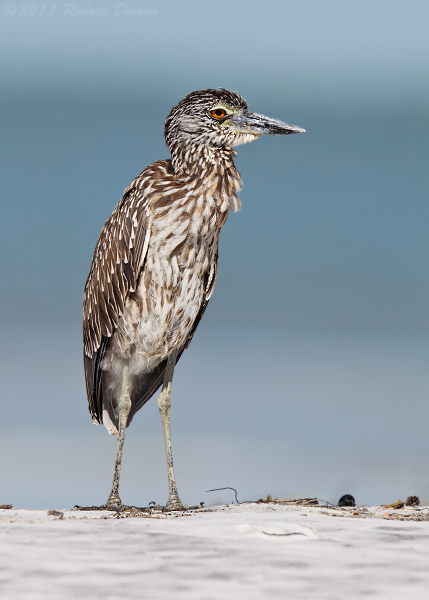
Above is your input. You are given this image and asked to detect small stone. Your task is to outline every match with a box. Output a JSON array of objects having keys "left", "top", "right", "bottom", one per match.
[{"left": 338, "top": 494, "right": 356, "bottom": 507}]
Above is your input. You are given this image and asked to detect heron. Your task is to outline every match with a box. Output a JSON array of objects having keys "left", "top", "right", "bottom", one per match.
[{"left": 83, "top": 88, "right": 305, "bottom": 510}]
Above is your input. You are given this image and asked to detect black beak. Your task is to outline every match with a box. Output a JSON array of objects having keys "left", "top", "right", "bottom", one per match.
[{"left": 228, "top": 111, "right": 305, "bottom": 136}]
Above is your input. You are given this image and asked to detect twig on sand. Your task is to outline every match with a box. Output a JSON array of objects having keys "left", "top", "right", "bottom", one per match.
[{"left": 206, "top": 487, "right": 240, "bottom": 503}]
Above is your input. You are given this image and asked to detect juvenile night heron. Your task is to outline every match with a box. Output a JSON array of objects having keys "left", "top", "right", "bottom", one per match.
[{"left": 83, "top": 88, "right": 305, "bottom": 510}]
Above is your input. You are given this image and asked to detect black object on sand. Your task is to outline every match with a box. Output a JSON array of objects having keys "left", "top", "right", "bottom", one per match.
[{"left": 338, "top": 494, "right": 356, "bottom": 507}]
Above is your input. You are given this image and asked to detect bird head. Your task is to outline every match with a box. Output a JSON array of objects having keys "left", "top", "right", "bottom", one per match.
[{"left": 164, "top": 88, "right": 305, "bottom": 160}]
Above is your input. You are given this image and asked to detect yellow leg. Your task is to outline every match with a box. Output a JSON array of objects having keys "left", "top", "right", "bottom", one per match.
[
  {"left": 106, "top": 358, "right": 131, "bottom": 507},
  {"left": 158, "top": 349, "right": 185, "bottom": 511}
]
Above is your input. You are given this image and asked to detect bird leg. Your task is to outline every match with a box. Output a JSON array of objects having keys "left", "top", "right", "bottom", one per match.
[
  {"left": 106, "top": 357, "right": 131, "bottom": 508},
  {"left": 158, "top": 348, "right": 185, "bottom": 511}
]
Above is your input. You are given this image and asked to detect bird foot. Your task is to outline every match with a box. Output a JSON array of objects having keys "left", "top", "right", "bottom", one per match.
[
  {"left": 105, "top": 503, "right": 123, "bottom": 511},
  {"left": 74, "top": 503, "right": 152, "bottom": 514},
  {"left": 74, "top": 502, "right": 201, "bottom": 513},
  {"left": 164, "top": 498, "right": 200, "bottom": 512},
  {"left": 165, "top": 502, "right": 186, "bottom": 512},
  {"left": 106, "top": 493, "right": 122, "bottom": 510}
]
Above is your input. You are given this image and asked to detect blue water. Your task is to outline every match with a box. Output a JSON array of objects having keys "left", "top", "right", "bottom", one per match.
[{"left": 1, "top": 0, "right": 428, "bottom": 508}]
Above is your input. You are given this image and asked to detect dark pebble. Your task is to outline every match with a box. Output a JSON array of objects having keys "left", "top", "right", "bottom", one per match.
[{"left": 338, "top": 494, "right": 356, "bottom": 507}]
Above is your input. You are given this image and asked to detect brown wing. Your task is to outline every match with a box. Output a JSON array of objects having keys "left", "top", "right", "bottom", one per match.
[
  {"left": 83, "top": 186, "right": 150, "bottom": 424},
  {"left": 127, "top": 255, "right": 218, "bottom": 425}
]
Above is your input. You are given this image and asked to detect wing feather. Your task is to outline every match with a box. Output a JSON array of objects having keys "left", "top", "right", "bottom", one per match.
[
  {"left": 83, "top": 187, "right": 150, "bottom": 423},
  {"left": 84, "top": 159, "right": 219, "bottom": 428}
]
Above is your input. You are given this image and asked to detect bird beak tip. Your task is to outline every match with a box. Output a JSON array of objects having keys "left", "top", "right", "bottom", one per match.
[{"left": 288, "top": 126, "right": 306, "bottom": 134}]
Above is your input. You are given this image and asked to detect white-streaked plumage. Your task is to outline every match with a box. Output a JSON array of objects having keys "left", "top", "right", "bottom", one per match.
[{"left": 82, "top": 88, "right": 304, "bottom": 508}]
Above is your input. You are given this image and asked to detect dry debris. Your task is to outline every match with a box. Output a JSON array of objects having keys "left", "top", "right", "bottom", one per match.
[
  {"left": 406, "top": 496, "right": 420, "bottom": 506},
  {"left": 47, "top": 510, "right": 64, "bottom": 519},
  {"left": 257, "top": 496, "right": 319, "bottom": 506},
  {"left": 251, "top": 495, "right": 428, "bottom": 521},
  {"left": 381, "top": 500, "right": 404, "bottom": 509}
]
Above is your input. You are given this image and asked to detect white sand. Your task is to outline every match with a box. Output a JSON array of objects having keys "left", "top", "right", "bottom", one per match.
[{"left": 1, "top": 504, "right": 428, "bottom": 599}]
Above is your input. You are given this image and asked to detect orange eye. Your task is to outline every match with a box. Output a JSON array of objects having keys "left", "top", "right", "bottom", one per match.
[{"left": 210, "top": 108, "right": 227, "bottom": 119}]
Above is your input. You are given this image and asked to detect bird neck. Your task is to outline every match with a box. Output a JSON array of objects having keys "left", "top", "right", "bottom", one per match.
[
  {"left": 169, "top": 144, "right": 243, "bottom": 212},
  {"left": 170, "top": 143, "right": 235, "bottom": 178}
]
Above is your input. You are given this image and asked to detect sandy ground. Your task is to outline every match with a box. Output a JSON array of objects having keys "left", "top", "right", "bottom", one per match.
[{"left": 1, "top": 503, "right": 428, "bottom": 599}]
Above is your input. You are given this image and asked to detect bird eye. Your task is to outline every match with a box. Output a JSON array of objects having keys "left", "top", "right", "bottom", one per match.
[{"left": 210, "top": 108, "right": 227, "bottom": 119}]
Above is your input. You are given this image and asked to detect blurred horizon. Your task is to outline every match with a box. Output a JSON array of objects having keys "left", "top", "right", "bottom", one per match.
[{"left": 1, "top": 0, "right": 428, "bottom": 508}]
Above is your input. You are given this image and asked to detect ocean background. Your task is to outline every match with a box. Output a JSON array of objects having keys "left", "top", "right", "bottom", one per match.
[{"left": 1, "top": 0, "right": 428, "bottom": 508}]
